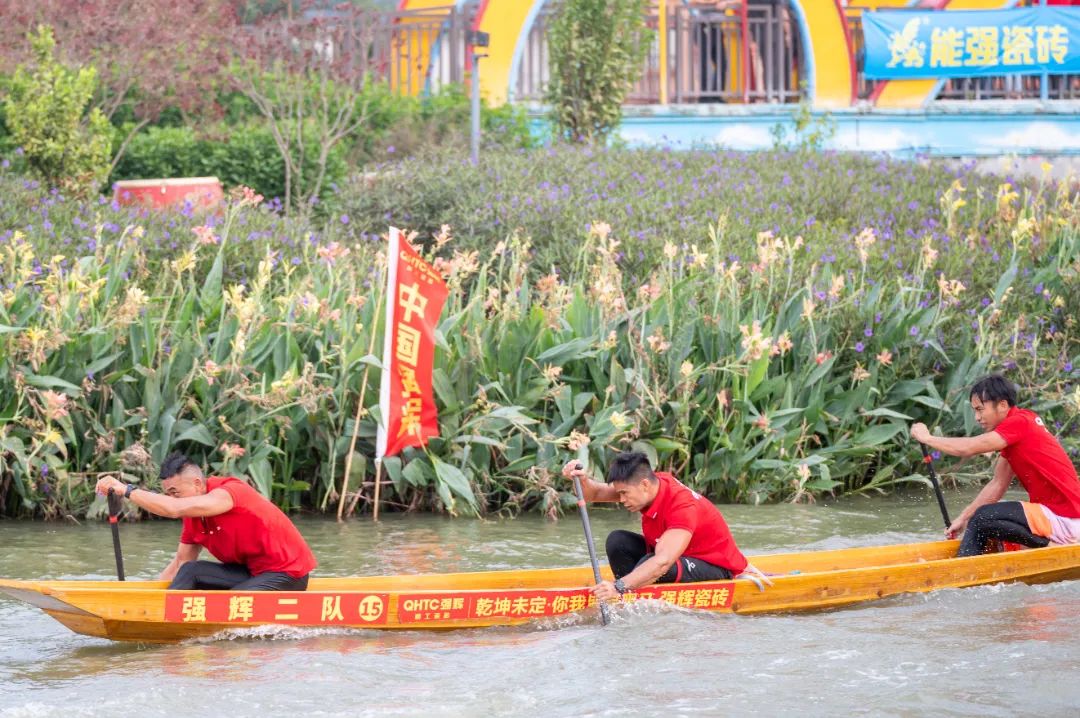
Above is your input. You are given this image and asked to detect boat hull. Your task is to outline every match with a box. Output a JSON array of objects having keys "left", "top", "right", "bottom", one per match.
[{"left": 2, "top": 540, "right": 1078, "bottom": 643}]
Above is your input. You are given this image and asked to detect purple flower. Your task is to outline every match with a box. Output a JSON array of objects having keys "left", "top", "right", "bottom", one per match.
[
  {"left": 340, "top": 214, "right": 350, "bottom": 225},
  {"left": 855, "top": 342, "right": 865, "bottom": 353},
  {"left": 910, "top": 326, "right": 920, "bottom": 336},
  {"left": 864, "top": 328, "right": 873, "bottom": 338}
]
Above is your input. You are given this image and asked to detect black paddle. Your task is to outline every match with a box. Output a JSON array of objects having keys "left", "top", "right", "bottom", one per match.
[
  {"left": 106, "top": 489, "right": 126, "bottom": 581},
  {"left": 572, "top": 462, "right": 611, "bottom": 626},
  {"left": 919, "top": 444, "right": 952, "bottom": 530}
]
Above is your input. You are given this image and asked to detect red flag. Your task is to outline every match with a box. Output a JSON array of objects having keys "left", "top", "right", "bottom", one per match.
[{"left": 376, "top": 227, "right": 449, "bottom": 459}]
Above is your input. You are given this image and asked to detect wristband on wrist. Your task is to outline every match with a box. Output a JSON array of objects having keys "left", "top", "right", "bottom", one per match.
[
  {"left": 613, "top": 578, "right": 629, "bottom": 595},
  {"left": 124, "top": 483, "right": 137, "bottom": 499}
]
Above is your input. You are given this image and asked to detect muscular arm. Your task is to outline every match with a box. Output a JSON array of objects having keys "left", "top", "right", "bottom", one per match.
[
  {"left": 562, "top": 461, "right": 619, "bottom": 502},
  {"left": 617, "top": 528, "right": 692, "bottom": 590},
  {"left": 129, "top": 487, "right": 234, "bottom": 519},
  {"left": 158, "top": 542, "right": 201, "bottom": 581},
  {"left": 917, "top": 430, "right": 1007, "bottom": 459},
  {"left": 575, "top": 476, "right": 620, "bottom": 503}
]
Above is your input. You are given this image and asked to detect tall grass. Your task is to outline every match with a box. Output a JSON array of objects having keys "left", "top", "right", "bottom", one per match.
[{"left": 0, "top": 149, "right": 1077, "bottom": 519}]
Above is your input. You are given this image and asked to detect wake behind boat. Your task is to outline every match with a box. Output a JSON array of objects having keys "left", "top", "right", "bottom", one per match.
[{"left": 3, "top": 540, "right": 1078, "bottom": 644}]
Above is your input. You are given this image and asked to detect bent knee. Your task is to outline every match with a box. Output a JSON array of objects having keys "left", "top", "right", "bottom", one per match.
[{"left": 606, "top": 529, "right": 638, "bottom": 552}]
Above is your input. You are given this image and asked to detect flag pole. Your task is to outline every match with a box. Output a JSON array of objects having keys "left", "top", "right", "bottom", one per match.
[
  {"left": 372, "top": 460, "right": 384, "bottom": 521},
  {"left": 336, "top": 267, "right": 386, "bottom": 522}
]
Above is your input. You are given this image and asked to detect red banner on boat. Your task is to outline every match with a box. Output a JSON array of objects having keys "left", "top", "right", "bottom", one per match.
[
  {"left": 164, "top": 592, "right": 390, "bottom": 625},
  {"left": 376, "top": 227, "right": 449, "bottom": 459}
]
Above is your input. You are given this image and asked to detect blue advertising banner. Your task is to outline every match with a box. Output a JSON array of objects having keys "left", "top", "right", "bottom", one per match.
[{"left": 863, "top": 8, "right": 1080, "bottom": 79}]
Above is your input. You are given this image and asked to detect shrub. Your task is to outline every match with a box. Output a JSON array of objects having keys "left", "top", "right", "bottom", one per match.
[
  {"left": 111, "top": 122, "right": 347, "bottom": 204},
  {"left": 3, "top": 26, "right": 111, "bottom": 196},
  {"left": 546, "top": 0, "right": 652, "bottom": 142}
]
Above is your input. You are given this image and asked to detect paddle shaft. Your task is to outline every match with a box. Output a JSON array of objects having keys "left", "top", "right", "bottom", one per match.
[
  {"left": 920, "top": 444, "right": 952, "bottom": 529},
  {"left": 572, "top": 465, "right": 610, "bottom": 626},
  {"left": 106, "top": 489, "right": 125, "bottom": 581}
]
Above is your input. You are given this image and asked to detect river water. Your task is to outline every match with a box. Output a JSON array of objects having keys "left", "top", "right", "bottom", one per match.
[{"left": 2, "top": 490, "right": 1078, "bottom": 717}]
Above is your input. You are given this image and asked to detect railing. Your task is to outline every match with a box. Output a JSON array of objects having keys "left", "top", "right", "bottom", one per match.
[
  {"left": 847, "top": 7, "right": 1080, "bottom": 103},
  {"left": 515, "top": 1, "right": 805, "bottom": 105}
]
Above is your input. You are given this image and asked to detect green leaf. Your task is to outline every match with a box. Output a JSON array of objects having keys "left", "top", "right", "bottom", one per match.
[
  {"left": 536, "top": 337, "right": 596, "bottom": 366},
  {"left": 862, "top": 408, "right": 914, "bottom": 421},
  {"left": 23, "top": 373, "right": 81, "bottom": 394},
  {"left": 432, "top": 456, "right": 478, "bottom": 512},
  {"left": 855, "top": 423, "right": 905, "bottom": 447},
  {"left": 173, "top": 423, "right": 216, "bottom": 447}
]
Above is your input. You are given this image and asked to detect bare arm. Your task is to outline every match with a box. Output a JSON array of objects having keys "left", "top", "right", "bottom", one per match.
[
  {"left": 158, "top": 542, "right": 201, "bottom": 581},
  {"left": 561, "top": 461, "right": 619, "bottom": 502},
  {"left": 129, "top": 487, "right": 234, "bottom": 519},
  {"left": 618, "top": 528, "right": 692, "bottom": 590},
  {"left": 911, "top": 423, "right": 1007, "bottom": 458},
  {"left": 945, "top": 457, "right": 1014, "bottom": 538},
  {"left": 95, "top": 476, "right": 234, "bottom": 519}
]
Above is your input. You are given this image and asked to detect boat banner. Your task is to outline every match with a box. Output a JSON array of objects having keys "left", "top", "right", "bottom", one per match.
[
  {"left": 863, "top": 8, "right": 1080, "bottom": 79},
  {"left": 163, "top": 583, "right": 736, "bottom": 626},
  {"left": 376, "top": 583, "right": 735, "bottom": 624},
  {"left": 165, "top": 591, "right": 390, "bottom": 625},
  {"left": 376, "top": 227, "right": 449, "bottom": 459}
]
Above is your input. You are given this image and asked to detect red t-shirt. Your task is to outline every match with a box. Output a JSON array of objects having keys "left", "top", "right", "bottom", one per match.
[
  {"left": 995, "top": 407, "right": 1080, "bottom": 519},
  {"left": 640, "top": 472, "right": 748, "bottom": 573},
  {"left": 179, "top": 476, "right": 318, "bottom": 578}
]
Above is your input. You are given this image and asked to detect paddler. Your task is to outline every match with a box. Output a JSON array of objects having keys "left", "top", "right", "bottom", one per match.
[
  {"left": 95, "top": 451, "right": 317, "bottom": 590},
  {"left": 562, "top": 451, "right": 768, "bottom": 601},
  {"left": 911, "top": 374, "right": 1080, "bottom": 555}
]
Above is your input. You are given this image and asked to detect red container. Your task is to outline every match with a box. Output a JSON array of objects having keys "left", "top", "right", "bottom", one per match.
[{"left": 112, "top": 177, "right": 223, "bottom": 210}]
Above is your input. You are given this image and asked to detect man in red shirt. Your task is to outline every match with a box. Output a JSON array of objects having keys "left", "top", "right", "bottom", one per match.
[
  {"left": 563, "top": 451, "right": 761, "bottom": 601},
  {"left": 911, "top": 374, "right": 1080, "bottom": 556},
  {"left": 95, "top": 452, "right": 317, "bottom": 590}
]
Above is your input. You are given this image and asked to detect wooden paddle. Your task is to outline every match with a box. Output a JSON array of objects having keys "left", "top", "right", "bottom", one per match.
[
  {"left": 106, "top": 489, "right": 126, "bottom": 581},
  {"left": 919, "top": 443, "right": 952, "bottom": 530},
  {"left": 572, "top": 462, "right": 611, "bottom": 626}
]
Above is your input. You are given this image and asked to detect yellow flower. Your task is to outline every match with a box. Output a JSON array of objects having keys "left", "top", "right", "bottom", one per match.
[
  {"left": 796, "top": 463, "right": 811, "bottom": 481},
  {"left": 610, "top": 412, "right": 630, "bottom": 431},
  {"left": 852, "top": 364, "right": 871, "bottom": 382},
  {"left": 828, "top": 275, "right": 845, "bottom": 301},
  {"left": 802, "top": 297, "right": 816, "bottom": 320},
  {"left": 680, "top": 361, "right": 694, "bottom": 379},
  {"left": 662, "top": 242, "right": 678, "bottom": 261},
  {"left": 542, "top": 364, "right": 563, "bottom": 384},
  {"left": 589, "top": 222, "right": 612, "bottom": 241},
  {"left": 567, "top": 430, "right": 590, "bottom": 452},
  {"left": 920, "top": 237, "right": 938, "bottom": 268},
  {"left": 170, "top": 251, "right": 196, "bottom": 275},
  {"left": 739, "top": 320, "right": 773, "bottom": 361},
  {"left": 854, "top": 227, "right": 876, "bottom": 265}
]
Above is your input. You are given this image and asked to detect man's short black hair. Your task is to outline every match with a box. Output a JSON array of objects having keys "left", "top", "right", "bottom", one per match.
[
  {"left": 606, "top": 452, "right": 657, "bottom": 485},
  {"left": 970, "top": 374, "right": 1018, "bottom": 407},
  {"left": 159, "top": 451, "right": 199, "bottom": 481}
]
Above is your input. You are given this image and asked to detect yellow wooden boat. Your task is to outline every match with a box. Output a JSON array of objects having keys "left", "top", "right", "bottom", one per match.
[{"left": 2, "top": 539, "right": 1078, "bottom": 644}]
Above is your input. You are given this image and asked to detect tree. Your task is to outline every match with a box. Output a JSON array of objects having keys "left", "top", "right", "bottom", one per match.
[
  {"left": 545, "top": 0, "right": 652, "bottom": 143},
  {"left": 4, "top": 26, "right": 112, "bottom": 195},
  {"left": 0, "top": 0, "right": 237, "bottom": 170},
  {"left": 231, "top": 5, "right": 380, "bottom": 216}
]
